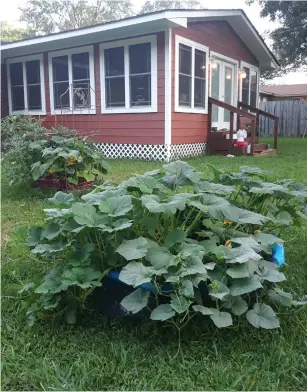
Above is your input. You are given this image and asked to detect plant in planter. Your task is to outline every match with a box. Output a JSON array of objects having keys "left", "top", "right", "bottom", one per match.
[
  {"left": 29, "top": 136, "right": 110, "bottom": 190},
  {"left": 19, "top": 162, "right": 307, "bottom": 330}
]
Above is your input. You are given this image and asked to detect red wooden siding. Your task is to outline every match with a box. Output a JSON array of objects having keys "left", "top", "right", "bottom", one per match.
[
  {"left": 1, "top": 64, "right": 9, "bottom": 118},
  {"left": 42, "top": 32, "right": 165, "bottom": 144},
  {"left": 171, "top": 21, "right": 259, "bottom": 145}
]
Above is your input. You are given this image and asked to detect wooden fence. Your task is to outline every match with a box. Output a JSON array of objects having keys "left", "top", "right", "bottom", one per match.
[{"left": 259, "top": 100, "right": 307, "bottom": 137}]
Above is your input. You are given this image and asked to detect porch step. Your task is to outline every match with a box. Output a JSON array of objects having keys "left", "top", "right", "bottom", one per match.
[
  {"left": 253, "top": 143, "right": 268, "bottom": 152},
  {"left": 253, "top": 149, "right": 277, "bottom": 157}
]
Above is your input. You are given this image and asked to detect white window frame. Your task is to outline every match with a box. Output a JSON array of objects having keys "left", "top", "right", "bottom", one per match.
[
  {"left": 175, "top": 35, "right": 209, "bottom": 114},
  {"left": 7, "top": 54, "right": 46, "bottom": 115},
  {"left": 100, "top": 35, "right": 158, "bottom": 114},
  {"left": 48, "top": 45, "right": 96, "bottom": 115},
  {"left": 240, "top": 61, "right": 260, "bottom": 108}
]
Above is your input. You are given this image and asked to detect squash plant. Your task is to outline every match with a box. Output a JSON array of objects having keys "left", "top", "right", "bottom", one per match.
[
  {"left": 29, "top": 136, "right": 110, "bottom": 184},
  {"left": 20, "top": 161, "right": 307, "bottom": 329}
]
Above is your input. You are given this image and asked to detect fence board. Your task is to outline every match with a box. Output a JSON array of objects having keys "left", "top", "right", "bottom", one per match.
[{"left": 259, "top": 100, "right": 307, "bottom": 137}]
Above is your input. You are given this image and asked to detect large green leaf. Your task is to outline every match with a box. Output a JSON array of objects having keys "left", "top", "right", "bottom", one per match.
[
  {"left": 258, "top": 267, "right": 286, "bottom": 283},
  {"left": 249, "top": 182, "right": 289, "bottom": 195},
  {"left": 31, "top": 161, "right": 52, "bottom": 181},
  {"left": 275, "top": 211, "right": 293, "bottom": 225},
  {"left": 120, "top": 288, "right": 150, "bottom": 314},
  {"left": 43, "top": 223, "right": 62, "bottom": 240},
  {"left": 119, "top": 261, "right": 152, "bottom": 287},
  {"left": 62, "top": 267, "right": 102, "bottom": 289},
  {"left": 230, "top": 237, "right": 263, "bottom": 253},
  {"left": 240, "top": 166, "right": 268, "bottom": 175},
  {"left": 209, "top": 280, "right": 230, "bottom": 301},
  {"left": 230, "top": 276, "right": 262, "bottom": 296},
  {"left": 35, "top": 268, "right": 68, "bottom": 294},
  {"left": 162, "top": 160, "right": 201, "bottom": 189},
  {"left": 48, "top": 192, "right": 74, "bottom": 206},
  {"left": 164, "top": 230, "right": 187, "bottom": 248},
  {"left": 180, "top": 255, "right": 208, "bottom": 277},
  {"left": 226, "top": 264, "right": 250, "bottom": 279},
  {"left": 210, "top": 205, "right": 270, "bottom": 225},
  {"left": 121, "top": 175, "right": 163, "bottom": 194},
  {"left": 192, "top": 305, "right": 214, "bottom": 315},
  {"left": 31, "top": 239, "right": 71, "bottom": 254},
  {"left": 224, "top": 245, "right": 262, "bottom": 264},
  {"left": 116, "top": 237, "right": 148, "bottom": 261},
  {"left": 179, "top": 279, "right": 194, "bottom": 298},
  {"left": 26, "top": 227, "right": 44, "bottom": 247},
  {"left": 210, "top": 309, "right": 233, "bottom": 328},
  {"left": 229, "top": 296, "right": 248, "bottom": 316},
  {"left": 145, "top": 245, "right": 174, "bottom": 270},
  {"left": 68, "top": 243, "right": 95, "bottom": 266},
  {"left": 141, "top": 194, "right": 185, "bottom": 215},
  {"left": 197, "top": 181, "right": 235, "bottom": 195},
  {"left": 99, "top": 195, "right": 132, "bottom": 217},
  {"left": 71, "top": 203, "right": 97, "bottom": 226},
  {"left": 268, "top": 288, "right": 293, "bottom": 307},
  {"left": 100, "top": 218, "right": 133, "bottom": 233},
  {"left": 82, "top": 188, "right": 126, "bottom": 205},
  {"left": 170, "top": 293, "right": 192, "bottom": 314},
  {"left": 150, "top": 304, "right": 175, "bottom": 321},
  {"left": 246, "top": 303, "right": 280, "bottom": 329}
]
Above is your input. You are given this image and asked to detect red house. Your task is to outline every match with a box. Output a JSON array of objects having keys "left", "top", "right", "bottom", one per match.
[{"left": 0, "top": 9, "right": 279, "bottom": 160}]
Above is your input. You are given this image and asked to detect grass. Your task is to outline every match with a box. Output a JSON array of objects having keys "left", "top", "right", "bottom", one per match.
[{"left": 2, "top": 137, "right": 307, "bottom": 391}]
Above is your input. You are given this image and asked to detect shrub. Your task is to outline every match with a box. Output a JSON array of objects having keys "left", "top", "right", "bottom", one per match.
[
  {"left": 20, "top": 162, "right": 307, "bottom": 329},
  {"left": 2, "top": 115, "right": 108, "bottom": 186}
]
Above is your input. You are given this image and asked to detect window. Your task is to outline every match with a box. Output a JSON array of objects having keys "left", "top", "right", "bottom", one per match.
[
  {"left": 100, "top": 35, "right": 157, "bottom": 113},
  {"left": 175, "top": 36, "right": 209, "bottom": 113},
  {"left": 241, "top": 62, "right": 259, "bottom": 108},
  {"left": 49, "top": 46, "right": 95, "bottom": 114},
  {"left": 7, "top": 55, "right": 45, "bottom": 114}
]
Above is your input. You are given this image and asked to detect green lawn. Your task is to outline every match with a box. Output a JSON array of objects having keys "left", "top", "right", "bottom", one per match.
[{"left": 2, "top": 138, "right": 307, "bottom": 391}]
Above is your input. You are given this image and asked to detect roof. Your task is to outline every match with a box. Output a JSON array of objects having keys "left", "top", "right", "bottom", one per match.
[
  {"left": 260, "top": 84, "right": 307, "bottom": 97},
  {"left": 0, "top": 9, "right": 278, "bottom": 69}
]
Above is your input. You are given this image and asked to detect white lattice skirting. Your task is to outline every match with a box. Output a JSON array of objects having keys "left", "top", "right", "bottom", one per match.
[{"left": 94, "top": 142, "right": 207, "bottom": 161}]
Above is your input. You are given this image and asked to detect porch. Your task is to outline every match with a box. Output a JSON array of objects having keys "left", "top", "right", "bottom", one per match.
[{"left": 207, "top": 97, "right": 279, "bottom": 156}]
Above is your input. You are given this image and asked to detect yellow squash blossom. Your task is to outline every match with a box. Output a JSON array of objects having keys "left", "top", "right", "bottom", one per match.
[
  {"left": 66, "top": 156, "right": 76, "bottom": 166},
  {"left": 48, "top": 168, "right": 56, "bottom": 174},
  {"left": 225, "top": 240, "right": 232, "bottom": 248},
  {"left": 224, "top": 220, "right": 232, "bottom": 225}
]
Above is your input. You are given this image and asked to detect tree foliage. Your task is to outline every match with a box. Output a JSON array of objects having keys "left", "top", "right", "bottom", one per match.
[
  {"left": 19, "top": 0, "right": 134, "bottom": 36},
  {"left": 0, "top": 21, "right": 32, "bottom": 42},
  {"left": 139, "top": 0, "right": 202, "bottom": 14},
  {"left": 247, "top": 0, "right": 307, "bottom": 78}
]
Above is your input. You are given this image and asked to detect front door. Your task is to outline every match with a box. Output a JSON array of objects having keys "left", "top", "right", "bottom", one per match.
[{"left": 210, "top": 60, "right": 236, "bottom": 129}]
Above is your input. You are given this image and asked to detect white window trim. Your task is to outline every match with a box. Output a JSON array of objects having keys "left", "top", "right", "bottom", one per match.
[
  {"left": 48, "top": 45, "right": 96, "bottom": 115},
  {"left": 7, "top": 54, "right": 46, "bottom": 115},
  {"left": 240, "top": 60, "right": 260, "bottom": 108},
  {"left": 100, "top": 35, "right": 158, "bottom": 114},
  {"left": 175, "top": 35, "right": 209, "bottom": 114}
]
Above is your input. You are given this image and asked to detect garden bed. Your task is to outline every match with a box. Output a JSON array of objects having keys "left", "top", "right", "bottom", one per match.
[{"left": 35, "top": 177, "right": 93, "bottom": 191}]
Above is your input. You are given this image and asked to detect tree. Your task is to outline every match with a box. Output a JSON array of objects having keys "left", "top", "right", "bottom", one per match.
[
  {"left": 247, "top": 0, "right": 307, "bottom": 78},
  {"left": 0, "top": 21, "right": 32, "bottom": 42},
  {"left": 19, "top": 0, "right": 134, "bottom": 36},
  {"left": 139, "top": 0, "right": 203, "bottom": 14}
]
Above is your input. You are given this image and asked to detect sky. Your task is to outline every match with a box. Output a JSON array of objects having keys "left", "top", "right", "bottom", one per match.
[{"left": 1, "top": 0, "right": 307, "bottom": 85}]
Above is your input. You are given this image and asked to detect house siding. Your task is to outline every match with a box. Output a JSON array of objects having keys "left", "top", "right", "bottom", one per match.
[
  {"left": 41, "top": 32, "right": 165, "bottom": 145},
  {"left": 171, "top": 21, "right": 259, "bottom": 144},
  {"left": 1, "top": 64, "right": 9, "bottom": 118}
]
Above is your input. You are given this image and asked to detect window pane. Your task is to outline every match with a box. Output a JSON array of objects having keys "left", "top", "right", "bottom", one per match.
[
  {"left": 179, "top": 74, "right": 191, "bottom": 106},
  {"left": 54, "top": 82, "right": 70, "bottom": 109},
  {"left": 10, "top": 62, "right": 23, "bottom": 86},
  {"left": 224, "top": 66, "right": 233, "bottom": 122},
  {"left": 73, "top": 81, "right": 91, "bottom": 108},
  {"left": 211, "top": 63, "right": 220, "bottom": 122},
  {"left": 194, "top": 78, "right": 206, "bottom": 108},
  {"left": 52, "top": 56, "right": 69, "bottom": 82},
  {"left": 129, "top": 43, "right": 151, "bottom": 75},
  {"left": 179, "top": 44, "right": 192, "bottom": 75},
  {"left": 26, "top": 60, "right": 40, "bottom": 85},
  {"left": 194, "top": 49, "right": 206, "bottom": 78},
  {"left": 72, "top": 52, "right": 89, "bottom": 81},
  {"left": 27, "top": 85, "right": 42, "bottom": 110},
  {"left": 242, "top": 88, "right": 249, "bottom": 105},
  {"left": 130, "top": 74, "right": 151, "bottom": 106},
  {"left": 250, "top": 90, "right": 257, "bottom": 107},
  {"left": 242, "top": 67, "right": 250, "bottom": 90},
  {"left": 12, "top": 86, "right": 25, "bottom": 110},
  {"left": 250, "top": 69, "right": 257, "bottom": 92},
  {"left": 106, "top": 77, "right": 125, "bottom": 107},
  {"left": 105, "top": 47, "right": 124, "bottom": 77}
]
